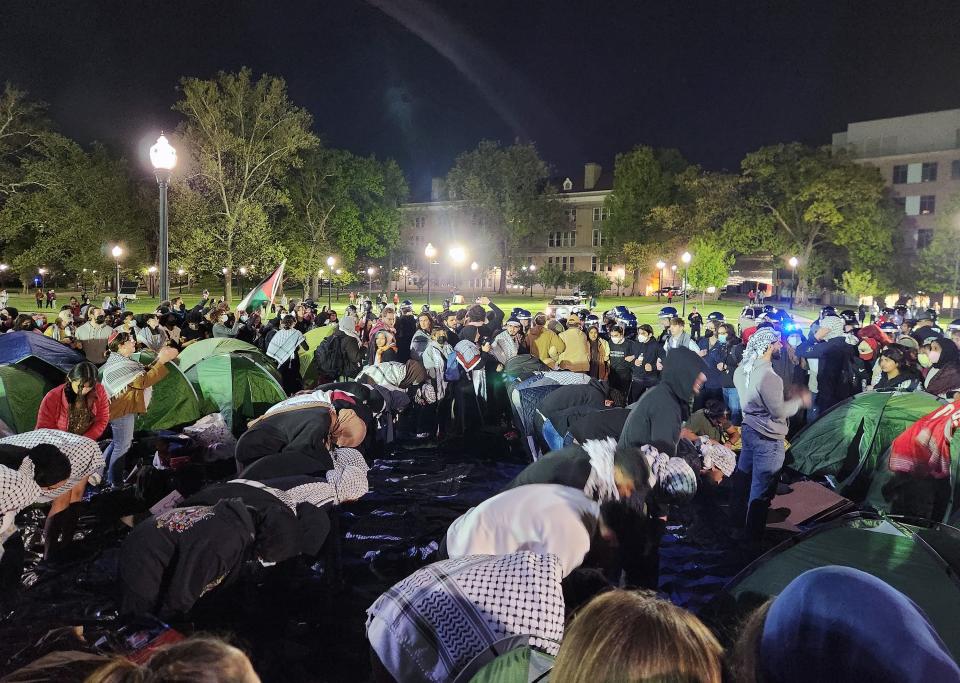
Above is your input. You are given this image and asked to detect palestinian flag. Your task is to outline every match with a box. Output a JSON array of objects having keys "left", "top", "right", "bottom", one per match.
[{"left": 238, "top": 260, "right": 286, "bottom": 312}]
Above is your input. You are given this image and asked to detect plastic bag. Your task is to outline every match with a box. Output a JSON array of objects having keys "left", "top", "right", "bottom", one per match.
[{"left": 182, "top": 412, "right": 236, "bottom": 462}]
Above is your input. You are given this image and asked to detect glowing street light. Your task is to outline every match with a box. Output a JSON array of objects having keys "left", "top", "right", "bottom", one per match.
[
  {"left": 149, "top": 133, "right": 176, "bottom": 301},
  {"left": 424, "top": 243, "right": 437, "bottom": 306},
  {"left": 680, "top": 251, "right": 692, "bottom": 316},
  {"left": 367, "top": 266, "right": 376, "bottom": 297},
  {"left": 788, "top": 256, "right": 799, "bottom": 309},
  {"left": 656, "top": 259, "right": 667, "bottom": 302},
  {"left": 111, "top": 245, "right": 123, "bottom": 300}
]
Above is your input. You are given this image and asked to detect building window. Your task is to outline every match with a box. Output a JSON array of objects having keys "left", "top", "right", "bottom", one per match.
[
  {"left": 591, "top": 256, "right": 598, "bottom": 272},
  {"left": 561, "top": 256, "right": 568, "bottom": 271},
  {"left": 917, "top": 229, "right": 934, "bottom": 250},
  {"left": 570, "top": 231, "right": 577, "bottom": 247},
  {"left": 592, "top": 207, "right": 610, "bottom": 221},
  {"left": 893, "top": 197, "right": 906, "bottom": 211},
  {"left": 565, "top": 208, "right": 576, "bottom": 223},
  {"left": 922, "top": 162, "right": 938, "bottom": 182},
  {"left": 905, "top": 196, "right": 920, "bottom": 216},
  {"left": 920, "top": 195, "right": 936, "bottom": 214},
  {"left": 414, "top": 216, "right": 425, "bottom": 229},
  {"left": 892, "top": 165, "right": 908, "bottom": 184},
  {"left": 548, "top": 232, "right": 555, "bottom": 248},
  {"left": 592, "top": 228, "right": 606, "bottom": 247},
  {"left": 952, "top": 160, "right": 960, "bottom": 179},
  {"left": 562, "top": 178, "right": 573, "bottom": 191}
]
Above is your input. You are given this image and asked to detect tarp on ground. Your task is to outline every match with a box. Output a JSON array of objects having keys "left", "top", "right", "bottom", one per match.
[
  {"left": 126, "top": 352, "right": 203, "bottom": 432},
  {"left": 788, "top": 391, "right": 941, "bottom": 499},
  {"left": 184, "top": 353, "right": 286, "bottom": 433},
  {"left": 704, "top": 514, "right": 960, "bottom": 661},
  {"left": 299, "top": 325, "right": 337, "bottom": 383},
  {"left": 0, "top": 331, "right": 83, "bottom": 377},
  {"left": 0, "top": 365, "right": 56, "bottom": 433},
  {"left": 175, "top": 338, "right": 263, "bottom": 373}
]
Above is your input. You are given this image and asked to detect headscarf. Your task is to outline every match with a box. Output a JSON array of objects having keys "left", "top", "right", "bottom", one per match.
[
  {"left": 340, "top": 315, "right": 360, "bottom": 341},
  {"left": 759, "top": 566, "right": 960, "bottom": 683},
  {"left": 858, "top": 323, "right": 893, "bottom": 347},
  {"left": 819, "top": 315, "right": 845, "bottom": 340},
  {"left": 933, "top": 338, "right": 959, "bottom": 369},
  {"left": 740, "top": 327, "right": 780, "bottom": 388},
  {"left": 329, "top": 408, "right": 366, "bottom": 448}
]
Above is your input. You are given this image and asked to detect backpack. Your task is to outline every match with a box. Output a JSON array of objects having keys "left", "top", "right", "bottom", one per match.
[
  {"left": 444, "top": 349, "right": 462, "bottom": 382},
  {"left": 314, "top": 332, "right": 344, "bottom": 380}
]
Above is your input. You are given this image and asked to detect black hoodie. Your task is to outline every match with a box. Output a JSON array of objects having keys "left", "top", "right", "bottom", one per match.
[{"left": 618, "top": 346, "right": 706, "bottom": 455}]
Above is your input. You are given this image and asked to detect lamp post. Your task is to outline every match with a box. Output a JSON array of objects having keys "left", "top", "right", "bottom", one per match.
[
  {"left": 681, "top": 251, "right": 692, "bottom": 316},
  {"left": 38, "top": 268, "right": 47, "bottom": 291},
  {"left": 149, "top": 134, "right": 176, "bottom": 302},
  {"left": 177, "top": 268, "right": 185, "bottom": 294},
  {"left": 424, "top": 243, "right": 437, "bottom": 307},
  {"left": 239, "top": 267, "right": 247, "bottom": 299},
  {"left": 449, "top": 246, "right": 466, "bottom": 291},
  {"left": 367, "top": 266, "right": 375, "bottom": 298},
  {"left": 111, "top": 245, "right": 123, "bottom": 301},
  {"left": 671, "top": 264, "right": 677, "bottom": 288},
  {"left": 470, "top": 261, "right": 478, "bottom": 291},
  {"left": 656, "top": 260, "right": 666, "bottom": 302},
  {"left": 147, "top": 265, "right": 158, "bottom": 298},
  {"left": 788, "top": 256, "right": 799, "bottom": 310},
  {"left": 326, "top": 256, "right": 335, "bottom": 310}
]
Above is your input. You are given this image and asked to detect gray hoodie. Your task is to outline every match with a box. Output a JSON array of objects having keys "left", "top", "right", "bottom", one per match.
[{"left": 733, "top": 358, "right": 803, "bottom": 439}]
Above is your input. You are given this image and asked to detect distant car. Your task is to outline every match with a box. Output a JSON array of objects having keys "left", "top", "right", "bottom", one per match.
[
  {"left": 656, "top": 287, "right": 683, "bottom": 296},
  {"left": 545, "top": 295, "right": 584, "bottom": 319}
]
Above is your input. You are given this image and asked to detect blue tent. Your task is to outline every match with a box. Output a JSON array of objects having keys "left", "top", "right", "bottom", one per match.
[{"left": 0, "top": 331, "right": 84, "bottom": 376}]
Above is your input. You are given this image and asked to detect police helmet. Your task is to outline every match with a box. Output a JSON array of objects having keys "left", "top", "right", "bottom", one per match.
[
  {"left": 707, "top": 311, "right": 725, "bottom": 322},
  {"left": 585, "top": 314, "right": 601, "bottom": 329},
  {"left": 658, "top": 306, "right": 678, "bottom": 319}
]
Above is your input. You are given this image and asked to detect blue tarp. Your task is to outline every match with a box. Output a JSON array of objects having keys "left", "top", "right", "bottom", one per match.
[{"left": 0, "top": 331, "right": 84, "bottom": 373}]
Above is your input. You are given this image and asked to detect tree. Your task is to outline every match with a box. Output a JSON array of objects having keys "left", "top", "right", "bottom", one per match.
[
  {"left": 687, "top": 237, "right": 735, "bottom": 303},
  {"left": 569, "top": 271, "right": 610, "bottom": 299},
  {"left": 603, "top": 146, "right": 689, "bottom": 292},
  {"left": 837, "top": 268, "right": 881, "bottom": 304},
  {"left": 0, "top": 83, "right": 50, "bottom": 200},
  {"left": 171, "top": 68, "right": 317, "bottom": 299},
  {"left": 511, "top": 269, "right": 537, "bottom": 297},
  {"left": 446, "top": 140, "right": 563, "bottom": 294},
  {"left": 721, "top": 143, "right": 897, "bottom": 304},
  {"left": 282, "top": 148, "right": 407, "bottom": 299},
  {"left": 537, "top": 263, "right": 567, "bottom": 295},
  {"left": 918, "top": 192, "right": 960, "bottom": 301},
  {"left": 0, "top": 135, "right": 148, "bottom": 292}
]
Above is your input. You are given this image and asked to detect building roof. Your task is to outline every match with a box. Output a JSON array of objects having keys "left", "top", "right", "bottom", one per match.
[{"left": 551, "top": 169, "right": 614, "bottom": 193}]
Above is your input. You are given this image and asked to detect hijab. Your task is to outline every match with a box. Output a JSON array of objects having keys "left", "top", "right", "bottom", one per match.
[
  {"left": 759, "top": 566, "right": 960, "bottom": 683},
  {"left": 401, "top": 359, "right": 428, "bottom": 388},
  {"left": 933, "top": 338, "right": 959, "bottom": 369}
]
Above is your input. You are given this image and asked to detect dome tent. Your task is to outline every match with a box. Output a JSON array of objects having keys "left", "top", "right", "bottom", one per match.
[
  {"left": 127, "top": 352, "right": 203, "bottom": 432},
  {"left": 0, "top": 331, "right": 83, "bottom": 383},
  {"left": 175, "top": 337, "right": 268, "bottom": 373},
  {"left": 0, "top": 365, "right": 57, "bottom": 434},
  {"left": 184, "top": 353, "right": 286, "bottom": 433}
]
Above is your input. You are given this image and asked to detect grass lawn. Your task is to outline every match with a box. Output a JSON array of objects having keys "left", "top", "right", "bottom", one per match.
[{"left": 4, "top": 289, "right": 820, "bottom": 326}]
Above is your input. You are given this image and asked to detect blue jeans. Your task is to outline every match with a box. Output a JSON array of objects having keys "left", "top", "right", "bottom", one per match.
[
  {"left": 735, "top": 424, "right": 785, "bottom": 520},
  {"left": 723, "top": 388, "right": 742, "bottom": 426},
  {"left": 103, "top": 413, "right": 136, "bottom": 485},
  {"left": 541, "top": 418, "right": 565, "bottom": 453}
]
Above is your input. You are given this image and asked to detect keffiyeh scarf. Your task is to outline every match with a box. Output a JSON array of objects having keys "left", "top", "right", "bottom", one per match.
[
  {"left": 101, "top": 353, "right": 147, "bottom": 399},
  {"left": 455, "top": 339, "right": 487, "bottom": 400},
  {"left": 267, "top": 327, "right": 305, "bottom": 365},
  {"left": 366, "top": 552, "right": 565, "bottom": 683},
  {"left": 740, "top": 328, "right": 780, "bottom": 388}
]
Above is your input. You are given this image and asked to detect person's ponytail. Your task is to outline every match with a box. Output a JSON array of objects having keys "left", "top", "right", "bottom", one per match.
[{"left": 84, "top": 657, "right": 150, "bottom": 683}]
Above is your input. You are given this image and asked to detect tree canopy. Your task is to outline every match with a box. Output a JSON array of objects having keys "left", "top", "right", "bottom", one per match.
[{"left": 446, "top": 140, "right": 563, "bottom": 294}]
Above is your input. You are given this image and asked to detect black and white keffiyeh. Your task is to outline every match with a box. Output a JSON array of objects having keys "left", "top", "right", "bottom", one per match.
[
  {"left": 366, "top": 551, "right": 565, "bottom": 683},
  {"left": 0, "top": 429, "right": 105, "bottom": 503},
  {"left": 248, "top": 447, "right": 369, "bottom": 508}
]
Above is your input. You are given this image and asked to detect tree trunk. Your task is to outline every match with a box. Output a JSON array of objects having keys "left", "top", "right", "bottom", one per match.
[
  {"left": 498, "top": 247, "right": 508, "bottom": 294},
  {"left": 223, "top": 264, "right": 233, "bottom": 301},
  {"left": 630, "top": 268, "right": 639, "bottom": 296},
  {"left": 310, "top": 273, "right": 320, "bottom": 301}
]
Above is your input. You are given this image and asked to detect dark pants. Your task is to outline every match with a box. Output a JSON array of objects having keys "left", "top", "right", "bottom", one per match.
[
  {"left": 730, "top": 424, "right": 784, "bottom": 540},
  {"left": 239, "top": 451, "right": 332, "bottom": 480},
  {"left": 278, "top": 356, "right": 303, "bottom": 395}
]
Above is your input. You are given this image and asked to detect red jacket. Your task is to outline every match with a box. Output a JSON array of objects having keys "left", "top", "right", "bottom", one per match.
[{"left": 36, "top": 384, "right": 111, "bottom": 440}]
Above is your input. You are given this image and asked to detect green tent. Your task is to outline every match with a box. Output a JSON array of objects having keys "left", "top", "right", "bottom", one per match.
[
  {"left": 788, "top": 392, "right": 941, "bottom": 500},
  {"left": 299, "top": 325, "right": 337, "bottom": 383},
  {"left": 467, "top": 645, "right": 555, "bottom": 683},
  {"left": 176, "top": 338, "right": 263, "bottom": 373},
  {"left": 0, "top": 365, "right": 57, "bottom": 433},
  {"left": 184, "top": 353, "right": 286, "bottom": 433},
  {"left": 99, "top": 352, "right": 203, "bottom": 432},
  {"left": 704, "top": 515, "right": 960, "bottom": 661}
]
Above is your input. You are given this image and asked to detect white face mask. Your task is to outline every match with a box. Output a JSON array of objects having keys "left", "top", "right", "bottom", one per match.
[
  {"left": 219, "top": 315, "right": 228, "bottom": 324},
  {"left": 928, "top": 350, "right": 941, "bottom": 364},
  {"left": 638, "top": 334, "right": 650, "bottom": 343},
  {"left": 611, "top": 334, "right": 623, "bottom": 343}
]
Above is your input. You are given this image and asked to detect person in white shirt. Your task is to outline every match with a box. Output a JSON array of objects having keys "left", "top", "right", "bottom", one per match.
[{"left": 443, "top": 483, "right": 619, "bottom": 577}]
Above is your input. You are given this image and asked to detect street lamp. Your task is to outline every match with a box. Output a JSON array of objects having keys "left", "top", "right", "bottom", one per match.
[
  {"left": 671, "top": 264, "right": 677, "bottom": 288},
  {"left": 367, "top": 266, "right": 376, "bottom": 298},
  {"left": 177, "top": 268, "right": 185, "bottom": 294},
  {"left": 788, "top": 256, "right": 799, "bottom": 309},
  {"left": 656, "top": 260, "right": 666, "bottom": 302},
  {"left": 148, "top": 265, "right": 158, "bottom": 298},
  {"left": 38, "top": 268, "right": 47, "bottom": 291},
  {"left": 149, "top": 133, "right": 176, "bottom": 302},
  {"left": 111, "top": 245, "right": 123, "bottom": 301},
  {"left": 680, "top": 251, "right": 692, "bottom": 316},
  {"left": 424, "top": 243, "right": 437, "bottom": 307},
  {"left": 449, "top": 246, "right": 466, "bottom": 290},
  {"left": 326, "top": 257, "right": 336, "bottom": 309},
  {"left": 239, "top": 266, "right": 247, "bottom": 298}
]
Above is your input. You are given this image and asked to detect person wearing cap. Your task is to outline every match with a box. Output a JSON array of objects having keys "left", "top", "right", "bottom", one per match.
[
  {"left": 732, "top": 328, "right": 810, "bottom": 541},
  {"left": 557, "top": 313, "right": 590, "bottom": 372},
  {"left": 911, "top": 309, "right": 940, "bottom": 346},
  {"left": 796, "top": 315, "right": 858, "bottom": 416}
]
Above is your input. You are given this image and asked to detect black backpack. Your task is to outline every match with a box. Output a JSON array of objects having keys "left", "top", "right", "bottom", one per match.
[{"left": 314, "top": 332, "right": 344, "bottom": 380}]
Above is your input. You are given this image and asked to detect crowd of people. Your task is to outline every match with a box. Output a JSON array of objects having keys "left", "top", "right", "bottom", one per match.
[{"left": 1, "top": 287, "right": 959, "bottom": 682}]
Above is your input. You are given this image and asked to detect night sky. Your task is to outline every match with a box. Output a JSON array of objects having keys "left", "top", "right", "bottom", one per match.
[{"left": 3, "top": 1, "right": 960, "bottom": 199}]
